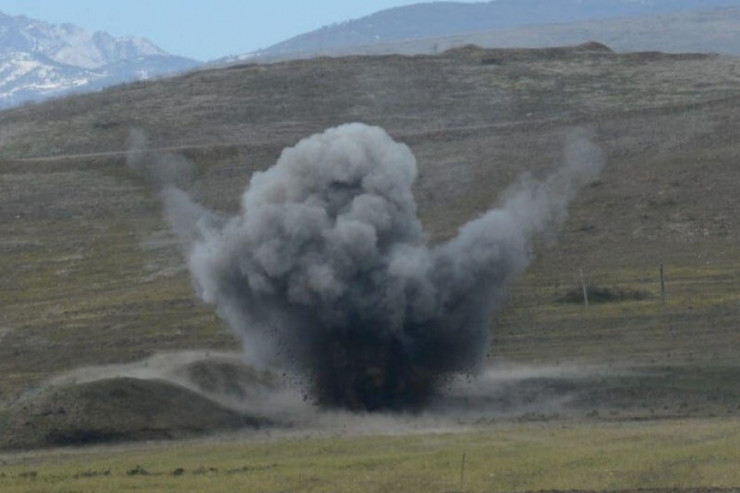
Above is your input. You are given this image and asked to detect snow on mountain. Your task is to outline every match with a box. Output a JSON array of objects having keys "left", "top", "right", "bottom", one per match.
[
  {"left": 0, "top": 11, "right": 199, "bottom": 109},
  {"left": 0, "top": 52, "right": 100, "bottom": 100}
]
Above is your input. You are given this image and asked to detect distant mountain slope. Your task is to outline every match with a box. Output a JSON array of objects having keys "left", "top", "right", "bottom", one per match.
[
  {"left": 251, "top": 0, "right": 740, "bottom": 59},
  {"left": 432, "top": 6, "right": 740, "bottom": 56},
  {"left": 262, "top": 6, "right": 740, "bottom": 60},
  {"left": 0, "top": 11, "right": 199, "bottom": 108}
]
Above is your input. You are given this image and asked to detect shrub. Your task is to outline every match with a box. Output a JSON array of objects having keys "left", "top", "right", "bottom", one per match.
[{"left": 556, "top": 285, "right": 651, "bottom": 304}]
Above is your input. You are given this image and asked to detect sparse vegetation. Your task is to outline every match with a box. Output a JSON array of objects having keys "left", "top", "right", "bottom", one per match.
[
  {"left": 2, "top": 419, "right": 740, "bottom": 492},
  {"left": 1, "top": 44, "right": 740, "bottom": 489},
  {"left": 557, "top": 285, "right": 651, "bottom": 304},
  {"left": 1, "top": 47, "right": 738, "bottom": 384}
]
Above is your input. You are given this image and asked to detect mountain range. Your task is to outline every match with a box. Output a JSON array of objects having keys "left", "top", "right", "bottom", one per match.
[
  {"left": 0, "top": 10, "right": 198, "bottom": 109},
  {"left": 4, "top": 1, "right": 740, "bottom": 108}
]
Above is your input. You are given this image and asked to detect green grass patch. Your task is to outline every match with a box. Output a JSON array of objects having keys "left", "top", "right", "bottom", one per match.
[{"left": 1, "top": 418, "right": 739, "bottom": 492}]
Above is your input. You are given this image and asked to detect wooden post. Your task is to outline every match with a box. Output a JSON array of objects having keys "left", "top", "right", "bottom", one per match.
[
  {"left": 580, "top": 268, "right": 589, "bottom": 307},
  {"left": 660, "top": 263, "right": 666, "bottom": 302},
  {"left": 460, "top": 451, "right": 466, "bottom": 491}
]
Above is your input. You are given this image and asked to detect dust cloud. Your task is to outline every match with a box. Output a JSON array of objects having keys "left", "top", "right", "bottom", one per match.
[{"left": 128, "top": 123, "right": 604, "bottom": 412}]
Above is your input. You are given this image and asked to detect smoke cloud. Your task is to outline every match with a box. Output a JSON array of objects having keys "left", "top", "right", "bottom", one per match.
[
  {"left": 126, "top": 128, "right": 224, "bottom": 250},
  {"left": 131, "top": 123, "right": 603, "bottom": 412}
]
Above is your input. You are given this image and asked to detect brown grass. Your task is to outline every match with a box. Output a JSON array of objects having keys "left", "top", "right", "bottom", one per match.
[{"left": 1, "top": 45, "right": 739, "bottom": 411}]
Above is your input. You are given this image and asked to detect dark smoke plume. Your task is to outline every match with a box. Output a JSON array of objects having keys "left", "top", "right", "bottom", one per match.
[{"left": 132, "top": 123, "right": 603, "bottom": 412}]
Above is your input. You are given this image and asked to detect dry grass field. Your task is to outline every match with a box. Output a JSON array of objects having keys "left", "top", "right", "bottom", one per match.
[{"left": 1, "top": 43, "right": 739, "bottom": 490}]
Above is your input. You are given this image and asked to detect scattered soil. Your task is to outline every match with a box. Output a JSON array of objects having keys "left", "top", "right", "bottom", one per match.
[{"left": 2, "top": 354, "right": 739, "bottom": 451}]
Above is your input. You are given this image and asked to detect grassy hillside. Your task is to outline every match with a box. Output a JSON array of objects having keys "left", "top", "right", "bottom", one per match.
[{"left": 1, "top": 43, "right": 739, "bottom": 406}]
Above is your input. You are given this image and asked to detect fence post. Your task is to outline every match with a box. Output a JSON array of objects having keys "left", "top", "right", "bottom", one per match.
[
  {"left": 580, "top": 268, "right": 589, "bottom": 307},
  {"left": 460, "top": 451, "right": 466, "bottom": 491},
  {"left": 660, "top": 263, "right": 665, "bottom": 302}
]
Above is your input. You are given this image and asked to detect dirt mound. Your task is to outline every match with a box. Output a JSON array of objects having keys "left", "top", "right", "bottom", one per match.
[
  {"left": 444, "top": 41, "right": 613, "bottom": 64},
  {"left": 573, "top": 41, "right": 614, "bottom": 53},
  {"left": 0, "top": 377, "right": 270, "bottom": 450}
]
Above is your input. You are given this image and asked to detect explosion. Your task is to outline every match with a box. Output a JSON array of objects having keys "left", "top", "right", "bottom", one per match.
[{"left": 132, "top": 123, "right": 603, "bottom": 411}]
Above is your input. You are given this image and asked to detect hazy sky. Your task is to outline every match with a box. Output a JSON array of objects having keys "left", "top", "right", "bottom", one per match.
[{"left": 0, "top": 0, "right": 482, "bottom": 61}]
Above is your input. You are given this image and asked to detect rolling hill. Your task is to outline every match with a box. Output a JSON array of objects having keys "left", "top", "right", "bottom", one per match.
[
  {"left": 248, "top": 0, "right": 740, "bottom": 59},
  {"left": 1, "top": 43, "right": 739, "bottom": 446},
  {"left": 327, "top": 6, "right": 740, "bottom": 58}
]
